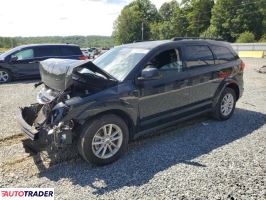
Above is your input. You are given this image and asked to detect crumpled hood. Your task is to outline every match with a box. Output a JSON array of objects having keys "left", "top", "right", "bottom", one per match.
[
  {"left": 40, "top": 59, "right": 85, "bottom": 91},
  {"left": 40, "top": 58, "right": 117, "bottom": 92}
]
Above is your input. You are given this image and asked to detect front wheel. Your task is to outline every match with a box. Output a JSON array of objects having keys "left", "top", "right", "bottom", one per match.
[
  {"left": 78, "top": 114, "right": 129, "bottom": 165},
  {"left": 212, "top": 87, "right": 236, "bottom": 120},
  {"left": 0, "top": 69, "right": 12, "bottom": 83}
]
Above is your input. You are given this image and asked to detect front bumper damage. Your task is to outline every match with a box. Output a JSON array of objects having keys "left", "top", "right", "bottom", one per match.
[{"left": 17, "top": 103, "right": 74, "bottom": 147}]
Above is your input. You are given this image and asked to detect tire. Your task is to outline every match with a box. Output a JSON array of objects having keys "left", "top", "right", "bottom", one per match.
[
  {"left": 212, "top": 87, "right": 236, "bottom": 121},
  {"left": 0, "top": 68, "right": 12, "bottom": 83},
  {"left": 78, "top": 114, "right": 129, "bottom": 165}
]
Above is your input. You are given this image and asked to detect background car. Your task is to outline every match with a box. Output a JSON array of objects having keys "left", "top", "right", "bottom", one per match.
[
  {"left": 0, "top": 44, "right": 87, "bottom": 83},
  {"left": 81, "top": 48, "right": 95, "bottom": 59}
]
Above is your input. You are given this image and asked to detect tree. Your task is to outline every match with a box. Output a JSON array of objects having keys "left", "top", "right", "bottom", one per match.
[
  {"left": 159, "top": 0, "right": 179, "bottom": 21},
  {"left": 211, "top": 0, "right": 263, "bottom": 42},
  {"left": 150, "top": 6, "right": 189, "bottom": 39},
  {"left": 0, "top": 37, "right": 17, "bottom": 48},
  {"left": 259, "top": 34, "right": 266, "bottom": 43},
  {"left": 185, "top": 0, "right": 214, "bottom": 37},
  {"left": 236, "top": 31, "right": 255, "bottom": 43},
  {"left": 112, "top": 0, "right": 159, "bottom": 44}
]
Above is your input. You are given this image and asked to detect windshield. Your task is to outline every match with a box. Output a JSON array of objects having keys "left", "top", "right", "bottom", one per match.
[{"left": 93, "top": 47, "right": 149, "bottom": 81}]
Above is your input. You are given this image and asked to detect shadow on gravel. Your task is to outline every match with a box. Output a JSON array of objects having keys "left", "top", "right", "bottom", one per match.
[{"left": 37, "top": 108, "right": 266, "bottom": 195}]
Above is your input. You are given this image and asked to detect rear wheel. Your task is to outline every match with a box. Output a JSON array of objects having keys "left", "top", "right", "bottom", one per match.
[
  {"left": 0, "top": 69, "right": 12, "bottom": 83},
  {"left": 213, "top": 87, "right": 236, "bottom": 120},
  {"left": 78, "top": 114, "right": 129, "bottom": 165}
]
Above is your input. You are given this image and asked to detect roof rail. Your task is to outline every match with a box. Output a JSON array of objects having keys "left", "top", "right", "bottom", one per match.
[{"left": 172, "top": 37, "right": 224, "bottom": 41}]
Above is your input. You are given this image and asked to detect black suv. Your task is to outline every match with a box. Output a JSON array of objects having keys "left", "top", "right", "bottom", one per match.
[
  {"left": 18, "top": 38, "right": 244, "bottom": 165},
  {"left": 0, "top": 44, "right": 86, "bottom": 83}
]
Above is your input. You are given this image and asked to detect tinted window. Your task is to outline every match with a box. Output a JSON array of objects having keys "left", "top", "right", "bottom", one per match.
[
  {"left": 184, "top": 45, "right": 214, "bottom": 68},
  {"left": 60, "top": 46, "right": 81, "bottom": 56},
  {"left": 146, "top": 49, "right": 183, "bottom": 72},
  {"left": 12, "top": 48, "right": 34, "bottom": 60},
  {"left": 34, "top": 46, "right": 61, "bottom": 57},
  {"left": 211, "top": 46, "right": 236, "bottom": 64}
]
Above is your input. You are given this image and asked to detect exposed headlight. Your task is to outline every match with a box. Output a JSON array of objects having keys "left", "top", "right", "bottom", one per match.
[{"left": 37, "top": 87, "right": 60, "bottom": 104}]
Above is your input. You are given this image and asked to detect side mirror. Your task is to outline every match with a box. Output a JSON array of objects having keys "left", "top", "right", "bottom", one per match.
[
  {"left": 9, "top": 56, "right": 18, "bottom": 62},
  {"left": 138, "top": 67, "right": 160, "bottom": 81}
]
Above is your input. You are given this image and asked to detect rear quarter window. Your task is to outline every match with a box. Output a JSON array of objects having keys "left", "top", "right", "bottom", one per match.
[
  {"left": 60, "top": 46, "right": 82, "bottom": 56},
  {"left": 211, "top": 45, "right": 236, "bottom": 64},
  {"left": 184, "top": 45, "right": 214, "bottom": 68}
]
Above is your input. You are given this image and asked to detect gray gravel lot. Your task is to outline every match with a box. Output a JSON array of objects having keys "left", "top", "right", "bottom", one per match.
[{"left": 0, "top": 58, "right": 265, "bottom": 199}]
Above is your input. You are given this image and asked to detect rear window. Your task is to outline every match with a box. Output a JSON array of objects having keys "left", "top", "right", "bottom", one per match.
[
  {"left": 60, "top": 46, "right": 82, "bottom": 56},
  {"left": 34, "top": 46, "right": 61, "bottom": 57},
  {"left": 211, "top": 46, "right": 236, "bottom": 64},
  {"left": 184, "top": 45, "right": 214, "bottom": 68}
]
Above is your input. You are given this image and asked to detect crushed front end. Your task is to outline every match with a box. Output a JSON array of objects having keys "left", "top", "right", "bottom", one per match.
[
  {"left": 17, "top": 58, "right": 117, "bottom": 148},
  {"left": 18, "top": 87, "right": 75, "bottom": 147}
]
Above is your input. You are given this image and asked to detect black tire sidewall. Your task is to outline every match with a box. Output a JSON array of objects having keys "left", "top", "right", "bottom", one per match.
[
  {"left": 78, "top": 114, "right": 129, "bottom": 165},
  {"left": 0, "top": 68, "right": 12, "bottom": 83},
  {"left": 215, "top": 88, "right": 236, "bottom": 120}
]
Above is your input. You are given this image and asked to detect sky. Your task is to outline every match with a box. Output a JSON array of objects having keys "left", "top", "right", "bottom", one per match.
[{"left": 0, "top": 0, "right": 176, "bottom": 37}]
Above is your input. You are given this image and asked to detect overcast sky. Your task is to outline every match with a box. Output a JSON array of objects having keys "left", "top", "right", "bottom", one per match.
[{"left": 0, "top": 0, "right": 177, "bottom": 37}]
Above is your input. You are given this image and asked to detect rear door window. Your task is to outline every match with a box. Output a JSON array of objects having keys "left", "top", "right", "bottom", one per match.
[
  {"left": 60, "top": 46, "right": 81, "bottom": 56},
  {"left": 211, "top": 46, "right": 236, "bottom": 64},
  {"left": 184, "top": 45, "right": 214, "bottom": 68},
  {"left": 34, "top": 46, "right": 61, "bottom": 57}
]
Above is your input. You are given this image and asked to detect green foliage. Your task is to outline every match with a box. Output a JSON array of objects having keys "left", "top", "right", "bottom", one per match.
[
  {"left": 0, "top": 36, "right": 113, "bottom": 49},
  {"left": 211, "top": 0, "right": 263, "bottom": 42},
  {"left": 185, "top": 0, "right": 214, "bottom": 37},
  {"left": 236, "top": 32, "right": 255, "bottom": 43},
  {"left": 200, "top": 25, "right": 218, "bottom": 38},
  {"left": 159, "top": 0, "right": 179, "bottom": 21},
  {"left": 14, "top": 36, "right": 113, "bottom": 48},
  {"left": 0, "top": 37, "right": 17, "bottom": 48},
  {"left": 150, "top": 6, "right": 188, "bottom": 40},
  {"left": 259, "top": 34, "right": 266, "bottom": 43},
  {"left": 112, "top": 0, "right": 159, "bottom": 44}
]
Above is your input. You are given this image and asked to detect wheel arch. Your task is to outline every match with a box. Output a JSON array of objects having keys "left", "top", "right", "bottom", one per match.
[
  {"left": 213, "top": 81, "right": 240, "bottom": 106},
  {"left": 82, "top": 109, "right": 136, "bottom": 140},
  {"left": 226, "top": 82, "right": 240, "bottom": 100}
]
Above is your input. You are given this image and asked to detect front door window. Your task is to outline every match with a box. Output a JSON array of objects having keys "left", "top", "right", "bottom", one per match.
[{"left": 12, "top": 49, "right": 34, "bottom": 60}]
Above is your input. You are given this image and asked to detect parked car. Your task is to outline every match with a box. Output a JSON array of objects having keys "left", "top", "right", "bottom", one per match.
[
  {"left": 0, "top": 44, "right": 87, "bottom": 83},
  {"left": 81, "top": 48, "right": 94, "bottom": 59},
  {"left": 18, "top": 38, "right": 244, "bottom": 165}
]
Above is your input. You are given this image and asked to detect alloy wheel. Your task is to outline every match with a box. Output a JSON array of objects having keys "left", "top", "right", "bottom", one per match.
[
  {"left": 220, "top": 93, "right": 234, "bottom": 116},
  {"left": 92, "top": 124, "right": 123, "bottom": 159},
  {"left": 0, "top": 70, "right": 9, "bottom": 83}
]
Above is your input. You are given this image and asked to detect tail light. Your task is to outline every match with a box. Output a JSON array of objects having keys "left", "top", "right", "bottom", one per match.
[
  {"left": 240, "top": 60, "right": 245, "bottom": 71},
  {"left": 218, "top": 71, "right": 231, "bottom": 79},
  {"left": 79, "top": 55, "right": 88, "bottom": 60}
]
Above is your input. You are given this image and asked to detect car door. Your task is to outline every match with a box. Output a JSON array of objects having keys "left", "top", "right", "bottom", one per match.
[
  {"left": 8, "top": 47, "right": 39, "bottom": 77},
  {"left": 182, "top": 45, "right": 219, "bottom": 105},
  {"left": 137, "top": 48, "right": 190, "bottom": 130}
]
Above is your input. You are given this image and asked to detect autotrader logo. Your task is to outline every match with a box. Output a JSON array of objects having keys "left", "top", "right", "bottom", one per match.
[{"left": 0, "top": 188, "right": 54, "bottom": 200}]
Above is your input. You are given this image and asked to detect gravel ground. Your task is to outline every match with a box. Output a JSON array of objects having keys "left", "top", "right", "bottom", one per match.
[{"left": 0, "top": 58, "right": 265, "bottom": 199}]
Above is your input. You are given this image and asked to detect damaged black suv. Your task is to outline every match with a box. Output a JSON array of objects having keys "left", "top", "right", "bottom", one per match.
[{"left": 18, "top": 38, "right": 244, "bottom": 165}]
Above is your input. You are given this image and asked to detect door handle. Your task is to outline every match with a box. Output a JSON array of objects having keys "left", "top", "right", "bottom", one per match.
[{"left": 29, "top": 61, "right": 39, "bottom": 64}]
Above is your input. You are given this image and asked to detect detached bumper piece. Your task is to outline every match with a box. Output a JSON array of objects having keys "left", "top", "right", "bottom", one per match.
[
  {"left": 17, "top": 105, "right": 74, "bottom": 147},
  {"left": 17, "top": 106, "right": 41, "bottom": 140}
]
